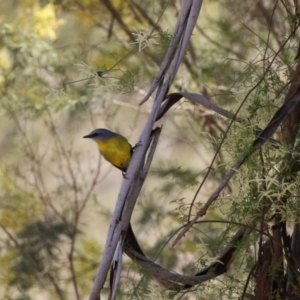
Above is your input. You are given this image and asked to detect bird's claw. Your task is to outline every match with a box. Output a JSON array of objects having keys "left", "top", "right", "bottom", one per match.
[{"left": 132, "top": 141, "right": 142, "bottom": 151}]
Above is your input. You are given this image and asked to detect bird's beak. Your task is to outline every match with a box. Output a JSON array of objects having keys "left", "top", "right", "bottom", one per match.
[{"left": 83, "top": 134, "right": 92, "bottom": 138}]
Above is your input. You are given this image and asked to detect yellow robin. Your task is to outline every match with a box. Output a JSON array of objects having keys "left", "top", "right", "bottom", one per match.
[{"left": 83, "top": 128, "right": 133, "bottom": 173}]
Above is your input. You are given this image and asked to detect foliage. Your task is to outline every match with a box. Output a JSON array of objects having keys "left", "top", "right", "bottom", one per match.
[{"left": 0, "top": 0, "right": 299, "bottom": 299}]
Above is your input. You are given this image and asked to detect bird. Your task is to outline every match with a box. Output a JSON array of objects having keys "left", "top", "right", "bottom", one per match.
[{"left": 83, "top": 128, "right": 133, "bottom": 173}]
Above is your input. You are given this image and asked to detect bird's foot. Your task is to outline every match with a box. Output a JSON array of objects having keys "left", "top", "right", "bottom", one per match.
[
  {"left": 132, "top": 141, "right": 142, "bottom": 151},
  {"left": 122, "top": 171, "right": 129, "bottom": 179}
]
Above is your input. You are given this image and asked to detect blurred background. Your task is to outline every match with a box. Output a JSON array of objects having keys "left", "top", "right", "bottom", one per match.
[{"left": 0, "top": 0, "right": 297, "bottom": 299}]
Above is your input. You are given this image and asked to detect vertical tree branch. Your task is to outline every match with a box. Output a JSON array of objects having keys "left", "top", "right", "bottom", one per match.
[{"left": 88, "top": 1, "right": 203, "bottom": 299}]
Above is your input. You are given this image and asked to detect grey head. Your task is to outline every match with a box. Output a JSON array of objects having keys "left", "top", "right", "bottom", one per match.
[{"left": 83, "top": 128, "right": 119, "bottom": 141}]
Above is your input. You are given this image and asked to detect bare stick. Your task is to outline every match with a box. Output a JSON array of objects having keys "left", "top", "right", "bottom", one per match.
[{"left": 88, "top": 2, "right": 203, "bottom": 299}]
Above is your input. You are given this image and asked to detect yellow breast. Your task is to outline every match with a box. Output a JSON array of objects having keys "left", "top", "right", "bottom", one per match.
[{"left": 96, "top": 136, "right": 132, "bottom": 170}]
